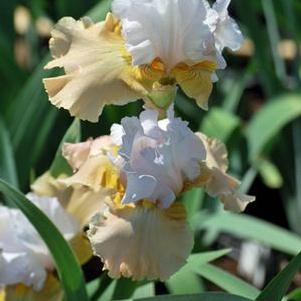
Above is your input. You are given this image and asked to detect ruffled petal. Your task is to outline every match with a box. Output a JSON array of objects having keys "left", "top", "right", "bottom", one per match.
[
  {"left": 112, "top": 0, "right": 214, "bottom": 69},
  {"left": 211, "top": 0, "right": 244, "bottom": 52},
  {"left": 31, "top": 172, "right": 71, "bottom": 205},
  {"left": 44, "top": 14, "right": 144, "bottom": 122},
  {"left": 113, "top": 107, "right": 206, "bottom": 208},
  {"left": 221, "top": 191, "right": 255, "bottom": 213},
  {"left": 61, "top": 154, "right": 120, "bottom": 192},
  {"left": 196, "top": 133, "right": 255, "bottom": 212},
  {"left": 88, "top": 203, "right": 194, "bottom": 281},
  {"left": 62, "top": 136, "right": 114, "bottom": 171}
]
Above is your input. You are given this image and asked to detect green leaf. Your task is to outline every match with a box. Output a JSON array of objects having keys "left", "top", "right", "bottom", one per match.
[
  {"left": 50, "top": 119, "right": 81, "bottom": 178},
  {"left": 0, "top": 118, "right": 18, "bottom": 187},
  {"left": 121, "top": 292, "right": 253, "bottom": 301},
  {"left": 113, "top": 278, "right": 138, "bottom": 300},
  {"left": 5, "top": 55, "right": 59, "bottom": 188},
  {"left": 87, "top": 275, "right": 113, "bottom": 301},
  {"left": 262, "top": 0, "right": 287, "bottom": 83},
  {"left": 29, "top": 109, "right": 58, "bottom": 168},
  {"left": 255, "top": 158, "right": 283, "bottom": 188},
  {"left": 233, "top": 0, "right": 280, "bottom": 96},
  {"left": 166, "top": 249, "right": 230, "bottom": 295},
  {"left": 0, "top": 0, "right": 17, "bottom": 48},
  {"left": 0, "top": 179, "right": 88, "bottom": 301},
  {"left": 191, "top": 263, "right": 260, "bottom": 299},
  {"left": 55, "top": 0, "right": 95, "bottom": 19},
  {"left": 193, "top": 212, "right": 301, "bottom": 255},
  {"left": 132, "top": 283, "right": 155, "bottom": 298},
  {"left": 287, "top": 288, "right": 301, "bottom": 300},
  {"left": 257, "top": 251, "right": 301, "bottom": 301},
  {"left": 6, "top": 55, "right": 54, "bottom": 148},
  {"left": 166, "top": 267, "right": 204, "bottom": 295},
  {"left": 246, "top": 94, "right": 301, "bottom": 160},
  {"left": 188, "top": 249, "right": 232, "bottom": 266},
  {"left": 201, "top": 108, "right": 240, "bottom": 142},
  {"left": 98, "top": 280, "right": 118, "bottom": 301}
]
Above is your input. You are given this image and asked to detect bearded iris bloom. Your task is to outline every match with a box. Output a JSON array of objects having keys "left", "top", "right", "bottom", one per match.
[
  {"left": 0, "top": 194, "right": 78, "bottom": 300},
  {"left": 43, "top": 0, "right": 243, "bottom": 122},
  {"left": 0, "top": 174, "right": 95, "bottom": 301},
  {"left": 61, "top": 106, "right": 254, "bottom": 281}
]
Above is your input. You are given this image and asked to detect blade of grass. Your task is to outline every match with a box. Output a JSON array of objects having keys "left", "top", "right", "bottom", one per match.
[
  {"left": 287, "top": 288, "right": 301, "bottom": 300},
  {"left": 193, "top": 211, "right": 301, "bottom": 255},
  {"left": 0, "top": 179, "right": 88, "bottom": 301},
  {"left": 0, "top": 118, "right": 18, "bottom": 187},
  {"left": 121, "top": 292, "right": 254, "bottom": 301},
  {"left": 257, "top": 251, "right": 301, "bottom": 301},
  {"left": 5, "top": 55, "right": 59, "bottom": 188},
  {"left": 233, "top": 0, "right": 280, "bottom": 96},
  {"left": 246, "top": 94, "right": 301, "bottom": 161},
  {"left": 201, "top": 108, "right": 240, "bottom": 143},
  {"left": 191, "top": 263, "right": 260, "bottom": 299},
  {"left": 132, "top": 283, "right": 155, "bottom": 298},
  {"left": 261, "top": 0, "right": 287, "bottom": 83},
  {"left": 166, "top": 249, "right": 230, "bottom": 295}
]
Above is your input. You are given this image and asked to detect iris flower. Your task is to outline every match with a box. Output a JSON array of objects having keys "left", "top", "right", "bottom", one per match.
[
  {"left": 0, "top": 194, "right": 77, "bottom": 300},
  {"left": 44, "top": 0, "right": 243, "bottom": 122},
  {"left": 62, "top": 106, "right": 254, "bottom": 281},
  {"left": 0, "top": 174, "right": 95, "bottom": 300}
]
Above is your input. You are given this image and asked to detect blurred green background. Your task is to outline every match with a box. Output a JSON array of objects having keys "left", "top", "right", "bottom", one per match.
[{"left": 1, "top": 0, "right": 301, "bottom": 300}]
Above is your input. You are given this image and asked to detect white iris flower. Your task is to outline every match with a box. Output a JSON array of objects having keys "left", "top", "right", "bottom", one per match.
[
  {"left": 111, "top": 106, "right": 206, "bottom": 208},
  {"left": 0, "top": 194, "right": 79, "bottom": 291}
]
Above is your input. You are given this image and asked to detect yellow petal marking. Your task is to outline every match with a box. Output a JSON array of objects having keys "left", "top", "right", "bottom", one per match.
[
  {"left": 172, "top": 60, "right": 217, "bottom": 109},
  {"left": 4, "top": 274, "right": 62, "bottom": 301},
  {"left": 69, "top": 234, "right": 93, "bottom": 265}
]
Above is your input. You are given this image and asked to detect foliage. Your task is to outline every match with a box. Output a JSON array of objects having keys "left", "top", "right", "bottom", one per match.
[{"left": 1, "top": 0, "right": 301, "bottom": 300}]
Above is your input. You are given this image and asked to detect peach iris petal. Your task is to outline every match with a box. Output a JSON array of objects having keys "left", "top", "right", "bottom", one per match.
[{"left": 88, "top": 203, "right": 194, "bottom": 281}]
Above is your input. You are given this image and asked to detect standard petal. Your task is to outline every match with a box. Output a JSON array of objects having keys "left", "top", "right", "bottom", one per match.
[
  {"left": 44, "top": 14, "right": 144, "bottom": 122},
  {"left": 114, "top": 107, "right": 207, "bottom": 208},
  {"left": 88, "top": 204, "right": 194, "bottom": 281},
  {"left": 112, "top": 0, "right": 214, "bottom": 69},
  {"left": 211, "top": 0, "right": 244, "bottom": 52}
]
